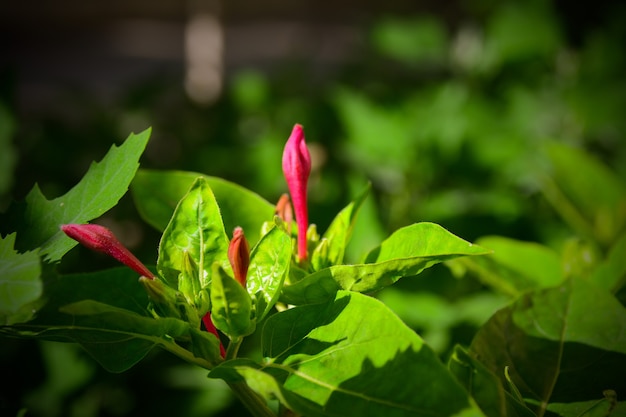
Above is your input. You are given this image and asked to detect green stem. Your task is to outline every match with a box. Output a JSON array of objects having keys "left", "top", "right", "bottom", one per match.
[
  {"left": 227, "top": 381, "right": 278, "bottom": 417},
  {"left": 226, "top": 336, "right": 244, "bottom": 360}
]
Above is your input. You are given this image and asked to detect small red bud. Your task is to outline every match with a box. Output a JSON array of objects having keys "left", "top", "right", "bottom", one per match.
[
  {"left": 61, "top": 223, "right": 155, "bottom": 279},
  {"left": 228, "top": 227, "right": 250, "bottom": 287},
  {"left": 202, "top": 312, "right": 226, "bottom": 358},
  {"left": 275, "top": 193, "right": 294, "bottom": 234}
]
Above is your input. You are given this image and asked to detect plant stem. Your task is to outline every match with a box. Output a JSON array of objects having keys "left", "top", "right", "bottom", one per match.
[
  {"left": 227, "top": 381, "right": 278, "bottom": 417},
  {"left": 226, "top": 336, "right": 244, "bottom": 360}
]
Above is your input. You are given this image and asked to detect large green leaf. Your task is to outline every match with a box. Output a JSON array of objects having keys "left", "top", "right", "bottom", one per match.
[
  {"left": 214, "top": 291, "right": 485, "bottom": 416},
  {"left": 8, "top": 129, "right": 151, "bottom": 262},
  {"left": 449, "top": 345, "right": 535, "bottom": 417},
  {"left": 246, "top": 224, "right": 292, "bottom": 322},
  {"left": 0, "top": 233, "right": 42, "bottom": 325},
  {"left": 542, "top": 143, "right": 626, "bottom": 247},
  {"left": 469, "top": 277, "right": 626, "bottom": 416},
  {"left": 457, "top": 236, "right": 564, "bottom": 296},
  {"left": 0, "top": 267, "right": 222, "bottom": 372},
  {"left": 281, "top": 222, "right": 490, "bottom": 304},
  {"left": 157, "top": 177, "right": 230, "bottom": 287},
  {"left": 131, "top": 169, "right": 275, "bottom": 245}
]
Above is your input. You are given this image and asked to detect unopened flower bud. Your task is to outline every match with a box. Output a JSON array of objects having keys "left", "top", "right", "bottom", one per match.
[
  {"left": 228, "top": 227, "right": 250, "bottom": 287},
  {"left": 282, "top": 124, "right": 311, "bottom": 261},
  {"left": 202, "top": 312, "right": 226, "bottom": 358},
  {"left": 61, "top": 223, "right": 155, "bottom": 279}
]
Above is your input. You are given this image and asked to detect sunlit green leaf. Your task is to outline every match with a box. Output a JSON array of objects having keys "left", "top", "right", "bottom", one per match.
[
  {"left": 8, "top": 129, "right": 151, "bottom": 262},
  {"left": 157, "top": 177, "right": 230, "bottom": 287},
  {"left": 132, "top": 169, "right": 275, "bottom": 245},
  {"left": 247, "top": 224, "right": 292, "bottom": 322},
  {"left": 257, "top": 291, "right": 485, "bottom": 417},
  {"left": 211, "top": 265, "right": 254, "bottom": 338},
  {"left": 0, "top": 233, "right": 42, "bottom": 325},
  {"left": 282, "top": 223, "right": 490, "bottom": 304}
]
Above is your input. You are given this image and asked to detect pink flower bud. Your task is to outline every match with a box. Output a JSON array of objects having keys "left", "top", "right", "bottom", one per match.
[
  {"left": 228, "top": 227, "right": 250, "bottom": 287},
  {"left": 61, "top": 223, "right": 155, "bottom": 279},
  {"left": 202, "top": 312, "right": 226, "bottom": 358},
  {"left": 282, "top": 124, "right": 311, "bottom": 261}
]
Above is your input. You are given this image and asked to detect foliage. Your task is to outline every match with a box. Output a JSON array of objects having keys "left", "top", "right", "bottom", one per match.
[
  {"left": 2, "top": 114, "right": 625, "bottom": 416},
  {"left": 1, "top": 1, "right": 625, "bottom": 416}
]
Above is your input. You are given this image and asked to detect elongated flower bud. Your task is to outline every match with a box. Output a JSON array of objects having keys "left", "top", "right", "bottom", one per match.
[
  {"left": 228, "top": 227, "right": 250, "bottom": 287},
  {"left": 282, "top": 124, "right": 311, "bottom": 261},
  {"left": 275, "top": 193, "right": 294, "bottom": 234},
  {"left": 61, "top": 223, "right": 155, "bottom": 279},
  {"left": 202, "top": 312, "right": 226, "bottom": 358}
]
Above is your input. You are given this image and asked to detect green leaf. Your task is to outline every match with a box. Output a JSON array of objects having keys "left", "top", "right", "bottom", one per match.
[
  {"left": 542, "top": 143, "right": 626, "bottom": 247},
  {"left": 470, "top": 277, "right": 626, "bottom": 415},
  {"left": 458, "top": 236, "right": 564, "bottom": 296},
  {"left": 282, "top": 222, "right": 490, "bottom": 304},
  {"left": 9, "top": 129, "right": 151, "bottom": 262},
  {"left": 131, "top": 169, "right": 275, "bottom": 245},
  {"left": 0, "top": 233, "right": 42, "bottom": 325},
  {"left": 0, "top": 267, "right": 222, "bottom": 372},
  {"left": 157, "top": 177, "right": 230, "bottom": 287},
  {"left": 364, "top": 222, "right": 491, "bottom": 263},
  {"left": 318, "top": 183, "right": 370, "bottom": 267},
  {"left": 211, "top": 265, "right": 254, "bottom": 338},
  {"left": 256, "top": 291, "right": 485, "bottom": 417},
  {"left": 448, "top": 345, "right": 536, "bottom": 417},
  {"left": 247, "top": 224, "right": 292, "bottom": 322},
  {"left": 545, "top": 391, "right": 626, "bottom": 417}
]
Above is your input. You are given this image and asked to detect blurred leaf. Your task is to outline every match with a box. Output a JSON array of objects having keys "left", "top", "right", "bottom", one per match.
[
  {"left": 230, "top": 70, "right": 270, "bottom": 112},
  {"left": 0, "top": 267, "right": 222, "bottom": 372},
  {"left": 484, "top": 2, "right": 562, "bottom": 69},
  {"left": 282, "top": 223, "right": 490, "bottom": 304},
  {"left": 378, "top": 289, "right": 508, "bottom": 353},
  {"left": 470, "top": 277, "right": 626, "bottom": 414},
  {"left": 219, "top": 291, "right": 485, "bottom": 416},
  {"left": 459, "top": 236, "right": 564, "bottom": 296},
  {"left": 157, "top": 177, "right": 230, "bottom": 287},
  {"left": 0, "top": 233, "right": 42, "bottom": 325},
  {"left": 372, "top": 16, "right": 449, "bottom": 64},
  {"left": 542, "top": 143, "right": 626, "bottom": 247},
  {"left": 247, "top": 224, "right": 292, "bottom": 322},
  {"left": 590, "top": 232, "right": 626, "bottom": 293},
  {"left": 6, "top": 129, "right": 151, "bottom": 262},
  {"left": 132, "top": 169, "right": 274, "bottom": 245},
  {"left": 320, "top": 183, "right": 370, "bottom": 266}
]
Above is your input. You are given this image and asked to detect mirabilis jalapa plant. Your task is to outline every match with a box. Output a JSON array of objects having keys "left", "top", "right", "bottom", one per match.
[{"left": 1, "top": 125, "right": 496, "bottom": 416}]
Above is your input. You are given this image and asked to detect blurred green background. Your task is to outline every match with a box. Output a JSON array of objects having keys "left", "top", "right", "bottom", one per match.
[{"left": 1, "top": 0, "right": 625, "bottom": 416}]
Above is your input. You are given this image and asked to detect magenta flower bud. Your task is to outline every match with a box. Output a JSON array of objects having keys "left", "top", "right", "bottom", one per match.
[
  {"left": 282, "top": 124, "right": 311, "bottom": 261},
  {"left": 202, "top": 312, "right": 226, "bottom": 358},
  {"left": 228, "top": 227, "right": 250, "bottom": 287},
  {"left": 61, "top": 223, "right": 155, "bottom": 279}
]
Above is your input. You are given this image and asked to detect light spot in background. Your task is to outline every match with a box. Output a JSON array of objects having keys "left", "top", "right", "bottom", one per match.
[{"left": 185, "top": 13, "right": 223, "bottom": 105}]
